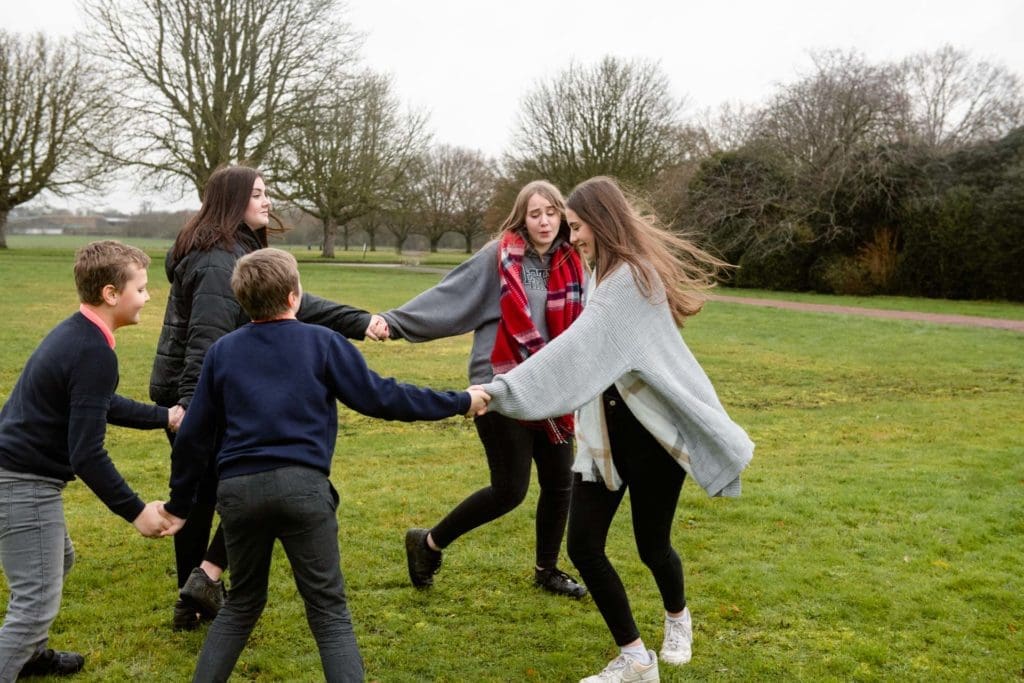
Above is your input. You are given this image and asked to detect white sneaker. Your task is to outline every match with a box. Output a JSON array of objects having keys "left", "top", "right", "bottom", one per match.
[
  {"left": 659, "top": 607, "right": 692, "bottom": 665},
  {"left": 579, "top": 650, "right": 659, "bottom": 682}
]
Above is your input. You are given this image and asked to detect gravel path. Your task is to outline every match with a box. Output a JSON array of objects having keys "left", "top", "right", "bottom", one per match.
[{"left": 707, "top": 294, "right": 1024, "bottom": 332}]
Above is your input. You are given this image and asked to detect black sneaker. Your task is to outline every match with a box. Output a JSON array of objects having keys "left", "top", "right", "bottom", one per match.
[
  {"left": 180, "top": 567, "right": 226, "bottom": 618},
  {"left": 172, "top": 597, "right": 202, "bottom": 631},
  {"left": 18, "top": 649, "right": 85, "bottom": 677},
  {"left": 535, "top": 567, "right": 588, "bottom": 599},
  {"left": 405, "top": 528, "right": 442, "bottom": 588}
]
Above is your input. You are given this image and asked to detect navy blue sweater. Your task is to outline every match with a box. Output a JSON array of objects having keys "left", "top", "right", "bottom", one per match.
[
  {"left": 0, "top": 313, "right": 169, "bottom": 522},
  {"left": 165, "top": 319, "right": 470, "bottom": 518}
]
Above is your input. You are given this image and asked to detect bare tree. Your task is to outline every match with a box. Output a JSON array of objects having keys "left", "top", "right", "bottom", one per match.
[
  {"left": 750, "top": 49, "right": 908, "bottom": 245},
  {"left": 896, "top": 44, "right": 1024, "bottom": 150},
  {"left": 417, "top": 146, "right": 495, "bottom": 253},
  {"left": 0, "top": 31, "right": 116, "bottom": 248},
  {"left": 271, "top": 70, "right": 429, "bottom": 257},
  {"left": 84, "top": 0, "right": 360, "bottom": 199},
  {"left": 509, "top": 56, "right": 684, "bottom": 191}
]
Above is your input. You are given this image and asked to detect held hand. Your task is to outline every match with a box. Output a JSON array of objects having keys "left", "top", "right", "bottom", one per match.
[
  {"left": 167, "top": 405, "right": 185, "bottom": 432},
  {"left": 157, "top": 503, "right": 186, "bottom": 537},
  {"left": 466, "top": 386, "right": 491, "bottom": 417},
  {"left": 365, "top": 314, "right": 390, "bottom": 341},
  {"left": 133, "top": 501, "right": 171, "bottom": 538}
]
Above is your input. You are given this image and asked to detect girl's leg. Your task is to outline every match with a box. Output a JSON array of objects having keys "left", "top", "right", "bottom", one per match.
[
  {"left": 567, "top": 474, "right": 638, "bottom": 645},
  {"left": 428, "top": 412, "right": 534, "bottom": 548},
  {"left": 532, "top": 435, "right": 573, "bottom": 569}
]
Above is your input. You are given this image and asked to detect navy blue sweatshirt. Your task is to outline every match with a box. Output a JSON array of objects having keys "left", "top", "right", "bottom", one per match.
[
  {"left": 0, "top": 313, "right": 169, "bottom": 522},
  {"left": 165, "top": 319, "right": 470, "bottom": 518}
]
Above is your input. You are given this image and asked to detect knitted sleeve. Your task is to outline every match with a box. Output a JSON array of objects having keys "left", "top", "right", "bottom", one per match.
[{"left": 482, "top": 266, "right": 647, "bottom": 420}]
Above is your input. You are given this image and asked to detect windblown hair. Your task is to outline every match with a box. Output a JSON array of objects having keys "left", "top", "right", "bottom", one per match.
[
  {"left": 566, "top": 176, "right": 730, "bottom": 325},
  {"left": 231, "top": 248, "right": 301, "bottom": 321},
  {"left": 172, "top": 165, "right": 282, "bottom": 260},
  {"left": 74, "top": 240, "right": 150, "bottom": 305}
]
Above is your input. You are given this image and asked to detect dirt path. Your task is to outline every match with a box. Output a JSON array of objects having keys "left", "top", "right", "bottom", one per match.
[
  {"left": 706, "top": 294, "right": 1024, "bottom": 332},
  {"left": 319, "top": 262, "right": 1023, "bottom": 332}
]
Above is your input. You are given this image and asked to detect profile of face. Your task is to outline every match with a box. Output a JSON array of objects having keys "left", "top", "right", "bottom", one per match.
[
  {"left": 523, "top": 193, "right": 561, "bottom": 255},
  {"left": 109, "top": 264, "right": 151, "bottom": 329},
  {"left": 566, "top": 208, "right": 596, "bottom": 261},
  {"left": 243, "top": 176, "right": 272, "bottom": 230}
]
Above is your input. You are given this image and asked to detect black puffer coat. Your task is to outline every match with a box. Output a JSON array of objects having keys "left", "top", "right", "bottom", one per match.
[{"left": 149, "top": 226, "right": 371, "bottom": 408}]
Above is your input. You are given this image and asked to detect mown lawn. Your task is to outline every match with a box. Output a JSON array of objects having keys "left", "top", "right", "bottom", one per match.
[{"left": 0, "top": 245, "right": 1021, "bottom": 681}]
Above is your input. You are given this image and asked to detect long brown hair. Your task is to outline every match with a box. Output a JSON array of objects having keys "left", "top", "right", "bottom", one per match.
[
  {"left": 496, "top": 180, "right": 571, "bottom": 244},
  {"left": 172, "top": 165, "right": 280, "bottom": 259},
  {"left": 566, "top": 176, "right": 729, "bottom": 325}
]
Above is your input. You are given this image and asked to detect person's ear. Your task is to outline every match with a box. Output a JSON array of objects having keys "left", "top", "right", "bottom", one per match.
[{"left": 100, "top": 284, "right": 119, "bottom": 306}]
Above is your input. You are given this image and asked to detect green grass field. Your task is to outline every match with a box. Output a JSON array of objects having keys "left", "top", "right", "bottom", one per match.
[{"left": 0, "top": 245, "right": 1021, "bottom": 682}]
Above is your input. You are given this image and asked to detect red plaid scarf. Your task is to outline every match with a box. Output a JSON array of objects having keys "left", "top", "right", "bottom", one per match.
[{"left": 491, "top": 230, "right": 584, "bottom": 443}]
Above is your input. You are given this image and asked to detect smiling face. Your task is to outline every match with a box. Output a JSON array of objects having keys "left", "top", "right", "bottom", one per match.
[
  {"left": 566, "top": 208, "right": 596, "bottom": 261},
  {"left": 243, "top": 176, "right": 272, "bottom": 229},
  {"left": 523, "top": 193, "right": 561, "bottom": 256},
  {"left": 109, "top": 264, "right": 151, "bottom": 329}
]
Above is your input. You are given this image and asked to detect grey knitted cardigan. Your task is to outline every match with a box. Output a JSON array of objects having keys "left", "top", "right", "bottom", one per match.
[{"left": 481, "top": 263, "right": 754, "bottom": 497}]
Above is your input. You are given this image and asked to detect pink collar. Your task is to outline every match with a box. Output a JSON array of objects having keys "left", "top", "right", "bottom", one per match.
[{"left": 79, "top": 305, "right": 116, "bottom": 349}]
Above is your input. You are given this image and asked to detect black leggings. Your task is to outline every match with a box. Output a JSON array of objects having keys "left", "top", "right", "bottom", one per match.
[
  {"left": 166, "top": 429, "right": 228, "bottom": 588},
  {"left": 430, "top": 411, "right": 573, "bottom": 569},
  {"left": 567, "top": 386, "right": 686, "bottom": 646}
]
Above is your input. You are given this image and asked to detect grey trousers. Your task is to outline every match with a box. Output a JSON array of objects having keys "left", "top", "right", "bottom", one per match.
[
  {"left": 0, "top": 469, "right": 74, "bottom": 683},
  {"left": 193, "top": 466, "right": 363, "bottom": 682}
]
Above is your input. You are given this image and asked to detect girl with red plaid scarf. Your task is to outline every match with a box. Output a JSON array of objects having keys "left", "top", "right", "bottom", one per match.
[{"left": 380, "top": 180, "right": 588, "bottom": 598}]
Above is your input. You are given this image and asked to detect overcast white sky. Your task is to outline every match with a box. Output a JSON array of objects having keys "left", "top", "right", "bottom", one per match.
[{"left": 6, "top": 0, "right": 1023, "bottom": 212}]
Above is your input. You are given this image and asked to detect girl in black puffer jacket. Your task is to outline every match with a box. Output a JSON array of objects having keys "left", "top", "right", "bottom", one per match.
[{"left": 149, "top": 164, "right": 388, "bottom": 630}]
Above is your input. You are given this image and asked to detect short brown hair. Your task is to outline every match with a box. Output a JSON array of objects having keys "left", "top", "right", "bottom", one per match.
[
  {"left": 74, "top": 240, "right": 151, "bottom": 305},
  {"left": 231, "top": 248, "right": 300, "bottom": 320}
]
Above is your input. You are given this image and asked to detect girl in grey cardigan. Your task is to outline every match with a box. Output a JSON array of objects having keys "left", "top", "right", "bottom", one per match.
[
  {"left": 481, "top": 176, "right": 754, "bottom": 683},
  {"left": 382, "top": 181, "right": 587, "bottom": 599}
]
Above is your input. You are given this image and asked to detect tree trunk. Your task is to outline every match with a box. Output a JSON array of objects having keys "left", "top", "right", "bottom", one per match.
[
  {"left": 394, "top": 235, "right": 404, "bottom": 254},
  {"left": 464, "top": 233, "right": 472, "bottom": 253},
  {"left": 321, "top": 218, "right": 337, "bottom": 258},
  {"left": 430, "top": 236, "right": 440, "bottom": 253},
  {"left": 368, "top": 229, "right": 377, "bottom": 251},
  {"left": 0, "top": 210, "right": 8, "bottom": 249}
]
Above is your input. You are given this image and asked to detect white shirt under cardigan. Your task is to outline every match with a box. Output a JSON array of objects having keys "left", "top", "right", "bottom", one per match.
[{"left": 481, "top": 263, "right": 754, "bottom": 498}]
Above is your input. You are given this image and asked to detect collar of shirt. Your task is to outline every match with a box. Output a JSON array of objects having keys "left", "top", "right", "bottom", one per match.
[{"left": 78, "top": 304, "right": 116, "bottom": 350}]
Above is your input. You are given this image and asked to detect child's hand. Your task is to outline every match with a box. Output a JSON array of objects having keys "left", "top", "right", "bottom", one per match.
[
  {"left": 365, "top": 314, "right": 390, "bottom": 341},
  {"left": 167, "top": 405, "right": 185, "bottom": 432},
  {"left": 157, "top": 503, "right": 186, "bottom": 537},
  {"left": 466, "top": 386, "right": 490, "bottom": 417},
  {"left": 133, "top": 501, "right": 171, "bottom": 538}
]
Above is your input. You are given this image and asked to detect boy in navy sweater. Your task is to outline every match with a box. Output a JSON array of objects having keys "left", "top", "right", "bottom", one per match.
[
  {"left": 0, "top": 241, "right": 182, "bottom": 681},
  {"left": 161, "top": 248, "right": 488, "bottom": 682}
]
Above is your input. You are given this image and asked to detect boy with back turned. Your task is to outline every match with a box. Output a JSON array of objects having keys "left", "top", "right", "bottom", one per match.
[{"left": 161, "top": 248, "right": 488, "bottom": 682}]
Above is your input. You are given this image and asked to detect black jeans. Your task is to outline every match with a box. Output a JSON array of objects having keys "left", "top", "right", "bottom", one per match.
[
  {"left": 165, "top": 430, "right": 228, "bottom": 587},
  {"left": 193, "top": 466, "right": 362, "bottom": 683},
  {"left": 430, "top": 411, "right": 573, "bottom": 569},
  {"left": 567, "top": 386, "right": 686, "bottom": 646}
]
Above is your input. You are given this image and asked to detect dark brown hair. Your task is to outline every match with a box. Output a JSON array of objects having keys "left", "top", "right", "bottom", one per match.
[
  {"left": 172, "top": 165, "right": 281, "bottom": 259},
  {"left": 74, "top": 240, "right": 150, "bottom": 305},
  {"left": 231, "top": 248, "right": 301, "bottom": 321},
  {"left": 566, "top": 176, "right": 729, "bottom": 324}
]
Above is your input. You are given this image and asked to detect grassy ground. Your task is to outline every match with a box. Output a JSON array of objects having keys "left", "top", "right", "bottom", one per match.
[{"left": 0, "top": 247, "right": 1021, "bottom": 681}]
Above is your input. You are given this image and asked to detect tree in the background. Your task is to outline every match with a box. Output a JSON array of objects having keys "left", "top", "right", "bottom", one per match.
[
  {"left": 84, "top": 0, "right": 359, "bottom": 199},
  {"left": 0, "top": 31, "right": 116, "bottom": 249},
  {"left": 896, "top": 45, "right": 1024, "bottom": 151},
  {"left": 271, "top": 70, "right": 429, "bottom": 257},
  {"left": 417, "top": 145, "right": 495, "bottom": 252},
  {"left": 508, "top": 56, "right": 683, "bottom": 191}
]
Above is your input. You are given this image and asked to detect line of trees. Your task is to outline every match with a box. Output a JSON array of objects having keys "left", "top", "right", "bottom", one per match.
[{"left": 2, "top": 3, "right": 1021, "bottom": 299}]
